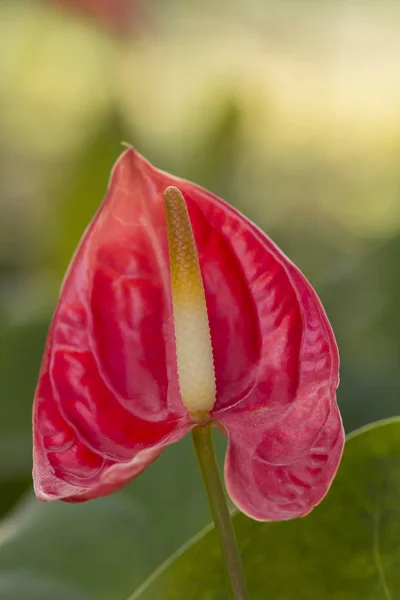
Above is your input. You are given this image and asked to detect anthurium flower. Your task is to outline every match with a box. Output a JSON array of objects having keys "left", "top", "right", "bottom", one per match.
[{"left": 32, "top": 147, "right": 344, "bottom": 521}]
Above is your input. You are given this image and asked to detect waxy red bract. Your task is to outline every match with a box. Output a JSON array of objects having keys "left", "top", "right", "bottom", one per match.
[{"left": 33, "top": 148, "right": 344, "bottom": 520}]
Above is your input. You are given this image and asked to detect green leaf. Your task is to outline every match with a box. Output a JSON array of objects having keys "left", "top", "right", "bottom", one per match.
[{"left": 132, "top": 418, "right": 400, "bottom": 600}]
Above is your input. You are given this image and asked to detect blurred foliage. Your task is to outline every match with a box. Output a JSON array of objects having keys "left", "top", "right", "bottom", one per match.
[
  {"left": 50, "top": 0, "right": 138, "bottom": 35},
  {"left": 0, "top": 573, "right": 94, "bottom": 600},
  {"left": 0, "top": 432, "right": 226, "bottom": 600},
  {"left": 51, "top": 117, "right": 125, "bottom": 275},
  {"left": 0, "top": 0, "right": 399, "bottom": 597}
]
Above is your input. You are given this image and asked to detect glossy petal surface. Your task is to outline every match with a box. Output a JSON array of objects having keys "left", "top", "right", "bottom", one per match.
[
  {"left": 33, "top": 150, "right": 191, "bottom": 501},
  {"left": 214, "top": 227, "right": 343, "bottom": 520},
  {"left": 33, "top": 148, "right": 343, "bottom": 517}
]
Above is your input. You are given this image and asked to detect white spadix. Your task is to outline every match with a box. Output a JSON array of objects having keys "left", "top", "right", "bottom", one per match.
[{"left": 164, "top": 186, "right": 216, "bottom": 420}]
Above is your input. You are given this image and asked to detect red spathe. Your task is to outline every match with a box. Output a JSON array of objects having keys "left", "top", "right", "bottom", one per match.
[{"left": 32, "top": 148, "right": 344, "bottom": 521}]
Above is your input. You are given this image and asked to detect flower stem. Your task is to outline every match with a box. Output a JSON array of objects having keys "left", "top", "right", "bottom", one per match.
[{"left": 192, "top": 423, "right": 248, "bottom": 600}]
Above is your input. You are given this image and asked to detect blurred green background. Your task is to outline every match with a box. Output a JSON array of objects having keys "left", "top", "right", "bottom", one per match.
[{"left": 0, "top": 0, "right": 399, "bottom": 597}]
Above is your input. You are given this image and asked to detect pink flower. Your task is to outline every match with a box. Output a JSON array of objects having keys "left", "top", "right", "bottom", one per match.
[{"left": 32, "top": 148, "right": 344, "bottom": 521}]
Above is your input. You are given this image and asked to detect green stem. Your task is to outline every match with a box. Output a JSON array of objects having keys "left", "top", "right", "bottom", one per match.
[{"left": 192, "top": 423, "right": 248, "bottom": 600}]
